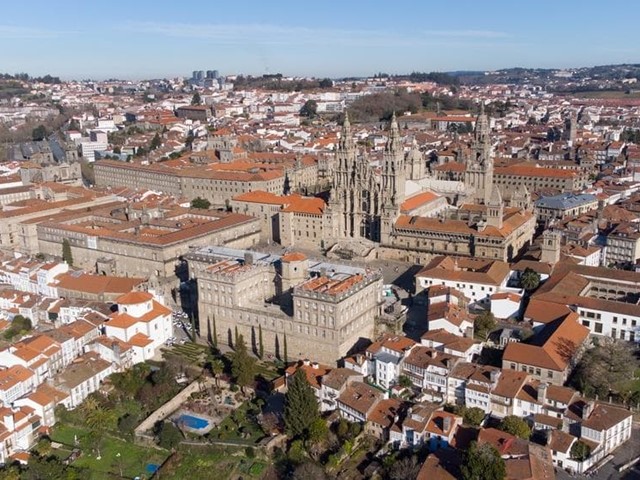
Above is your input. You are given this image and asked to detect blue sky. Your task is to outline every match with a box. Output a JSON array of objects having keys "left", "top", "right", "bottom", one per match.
[{"left": 0, "top": 0, "right": 638, "bottom": 80}]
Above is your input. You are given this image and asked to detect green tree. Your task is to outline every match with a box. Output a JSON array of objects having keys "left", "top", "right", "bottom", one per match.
[
  {"left": 520, "top": 268, "right": 541, "bottom": 291},
  {"left": 258, "top": 324, "right": 264, "bottom": 359},
  {"left": 398, "top": 375, "right": 413, "bottom": 389},
  {"left": 284, "top": 369, "right": 320, "bottom": 438},
  {"left": 31, "top": 124, "right": 47, "bottom": 141},
  {"left": 463, "top": 406, "right": 486, "bottom": 427},
  {"left": 22, "top": 453, "right": 78, "bottom": 480},
  {"left": 570, "top": 440, "right": 591, "bottom": 461},
  {"left": 211, "top": 359, "right": 224, "bottom": 387},
  {"left": 191, "top": 91, "right": 202, "bottom": 106},
  {"left": 291, "top": 461, "right": 327, "bottom": 480},
  {"left": 62, "top": 238, "right": 73, "bottom": 266},
  {"left": 211, "top": 315, "right": 218, "bottom": 348},
  {"left": 461, "top": 441, "right": 506, "bottom": 480},
  {"left": 300, "top": 100, "right": 318, "bottom": 118},
  {"left": 474, "top": 310, "right": 496, "bottom": 340},
  {"left": 336, "top": 418, "right": 350, "bottom": 440},
  {"left": 150, "top": 133, "right": 162, "bottom": 150},
  {"left": 387, "top": 456, "right": 420, "bottom": 480},
  {"left": 231, "top": 334, "right": 256, "bottom": 393},
  {"left": 573, "top": 338, "right": 639, "bottom": 398},
  {"left": 283, "top": 333, "right": 289, "bottom": 364},
  {"left": 307, "top": 417, "right": 329, "bottom": 443},
  {"left": 190, "top": 196, "right": 211, "bottom": 209},
  {"left": 288, "top": 438, "right": 307, "bottom": 464},
  {"left": 498, "top": 415, "right": 531, "bottom": 439},
  {"left": 157, "top": 421, "right": 182, "bottom": 449},
  {"left": 117, "top": 413, "right": 140, "bottom": 439}
]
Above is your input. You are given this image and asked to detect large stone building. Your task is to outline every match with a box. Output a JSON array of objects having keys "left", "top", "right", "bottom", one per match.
[
  {"left": 35, "top": 202, "right": 261, "bottom": 278},
  {"left": 224, "top": 109, "right": 534, "bottom": 263},
  {"left": 189, "top": 247, "right": 383, "bottom": 365},
  {"left": 94, "top": 150, "right": 319, "bottom": 208}
]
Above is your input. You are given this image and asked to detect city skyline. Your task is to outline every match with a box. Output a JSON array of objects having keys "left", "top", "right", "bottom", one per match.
[{"left": 1, "top": 0, "right": 639, "bottom": 80}]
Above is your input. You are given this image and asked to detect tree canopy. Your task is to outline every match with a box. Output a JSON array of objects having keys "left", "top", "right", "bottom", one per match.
[
  {"left": 572, "top": 338, "right": 640, "bottom": 399},
  {"left": 300, "top": 99, "right": 318, "bottom": 118},
  {"left": 461, "top": 441, "right": 506, "bottom": 480},
  {"left": 190, "top": 197, "right": 211, "bottom": 209},
  {"left": 520, "top": 268, "right": 541, "bottom": 291},
  {"left": 474, "top": 311, "right": 496, "bottom": 340},
  {"left": 62, "top": 238, "right": 73, "bottom": 266},
  {"left": 570, "top": 440, "right": 591, "bottom": 461},
  {"left": 191, "top": 91, "right": 202, "bottom": 105},
  {"left": 284, "top": 369, "right": 320, "bottom": 438},
  {"left": 231, "top": 334, "right": 256, "bottom": 392},
  {"left": 498, "top": 415, "right": 531, "bottom": 439}
]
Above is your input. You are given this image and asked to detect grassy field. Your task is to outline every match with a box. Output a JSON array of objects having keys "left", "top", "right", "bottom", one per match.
[
  {"left": 159, "top": 445, "right": 267, "bottom": 480},
  {"left": 50, "top": 424, "right": 169, "bottom": 480}
]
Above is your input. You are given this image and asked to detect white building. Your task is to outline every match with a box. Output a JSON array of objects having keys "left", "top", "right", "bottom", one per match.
[{"left": 104, "top": 291, "right": 173, "bottom": 364}]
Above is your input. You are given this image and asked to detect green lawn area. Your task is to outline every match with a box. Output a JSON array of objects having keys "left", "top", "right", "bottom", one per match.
[
  {"left": 160, "top": 446, "right": 265, "bottom": 480},
  {"left": 165, "top": 342, "right": 210, "bottom": 365},
  {"left": 50, "top": 424, "right": 169, "bottom": 480}
]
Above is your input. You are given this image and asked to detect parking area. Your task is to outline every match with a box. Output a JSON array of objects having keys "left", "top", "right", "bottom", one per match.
[{"left": 166, "top": 310, "right": 194, "bottom": 347}]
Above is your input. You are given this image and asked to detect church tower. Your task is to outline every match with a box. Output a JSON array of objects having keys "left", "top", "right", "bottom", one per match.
[
  {"left": 381, "top": 112, "right": 406, "bottom": 208},
  {"left": 465, "top": 103, "right": 494, "bottom": 204},
  {"left": 405, "top": 138, "right": 424, "bottom": 180},
  {"left": 380, "top": 113, "right": 406, "bottom": 244},
  {"left": 486, "top": 186, "right": 504, "bottom": 229},
  {"left": 330, "top": 112, "right": 381, "bottom": 241},
  {"left": 540, "top": 230, "right": 562, "bottom": 264}
]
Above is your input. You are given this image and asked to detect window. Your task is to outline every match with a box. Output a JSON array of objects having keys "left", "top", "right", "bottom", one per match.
[{"left": 595, "top": 323, "right": 603, "bottom": 334}]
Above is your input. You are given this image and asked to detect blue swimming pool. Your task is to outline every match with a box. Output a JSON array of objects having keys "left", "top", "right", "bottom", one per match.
[{"left": 178, "top": 414, "right": 209, "bottom": 430}]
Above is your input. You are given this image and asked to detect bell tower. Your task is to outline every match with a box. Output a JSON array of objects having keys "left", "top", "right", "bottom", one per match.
[
  {"left": 380, "top": 113, "right": 405, "bottom": 244},
  {"left": 465, "top": 103, "right": 494, "bottom": 204},
  {"left": 540, "top": 230, "right": 562, "bottom": 264}
]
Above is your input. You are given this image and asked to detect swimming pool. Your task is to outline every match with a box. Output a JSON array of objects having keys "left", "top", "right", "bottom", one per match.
[{"left": 178, "top": 414, "right": 210, "bottom": 430}]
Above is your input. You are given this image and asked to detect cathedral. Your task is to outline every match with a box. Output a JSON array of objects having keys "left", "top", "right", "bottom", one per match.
[
  {"left": 328, "top": 111, "right": 406, "bottom": 243},
  {"left": 322, "top": 106, "right": 536, "bottom": 263}
]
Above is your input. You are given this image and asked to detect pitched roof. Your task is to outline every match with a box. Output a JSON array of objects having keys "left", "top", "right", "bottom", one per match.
[{"left": 117, "top": 291, "right": 153, "bottom": 305}]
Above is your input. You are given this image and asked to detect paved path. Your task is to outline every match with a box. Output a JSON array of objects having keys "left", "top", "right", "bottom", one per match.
[{"left": 135, "top": 377, "right": 214, "bottom": 436}]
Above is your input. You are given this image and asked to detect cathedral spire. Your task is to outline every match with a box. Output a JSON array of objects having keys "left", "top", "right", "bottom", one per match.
[
  {"left": 339, "top": 111, "right": 354, "bottom": 151},
  {"left": 385, "top": 111, "right": 400, "bottom": 152},
  {"left": 474, "top": 102, "right": 489, "bottom": 145}
]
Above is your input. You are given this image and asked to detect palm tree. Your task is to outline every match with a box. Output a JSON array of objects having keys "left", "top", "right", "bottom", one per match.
[
  {"left": 211, "top": 359, "right": 224, "bottom": 386},
  {"left": 520, "top": 268, "right": 541, "bottom": 291}
]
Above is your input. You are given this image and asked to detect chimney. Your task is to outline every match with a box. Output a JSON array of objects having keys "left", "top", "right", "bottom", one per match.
[
  {"left": 442, "top": 415, "right": 451, "bottom": 433},
  {"left": 582, "top": 401, "right": 595, "bottom": 420},
  {"left": 302, "top": 359, "right": 310, "bottom": 366},
  {"left": 490, "top": 369, "right": 500, "bottom": 385},
  {"left": 538, "top": 383, "right": 548, "bottom": 404},
  {"left": 3, "top": 411, "right": 15, "bottom": 432},
  {"left": 244, "top": 252, "right": 254, "bottom": 265},
  {"left": 311, "top": 362, "right": 319, "bottom": 370}
]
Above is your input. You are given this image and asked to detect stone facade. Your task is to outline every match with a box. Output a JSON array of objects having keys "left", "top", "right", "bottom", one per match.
[
  {"left": 35, "top": 203, "right": 261, "bottom": 277},
  {"left": 190, "top": 247, "right": 383, "bottom": 365}
]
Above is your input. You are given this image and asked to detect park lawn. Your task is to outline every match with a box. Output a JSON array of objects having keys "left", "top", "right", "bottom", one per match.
[{"left": 50, "top": 424, "right": 169, "bottom": 479}]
